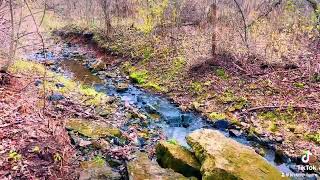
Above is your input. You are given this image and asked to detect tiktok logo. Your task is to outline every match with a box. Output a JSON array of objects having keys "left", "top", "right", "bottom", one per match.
[{"left": 302, "top": 151, "right": 312, "bottom": 164}]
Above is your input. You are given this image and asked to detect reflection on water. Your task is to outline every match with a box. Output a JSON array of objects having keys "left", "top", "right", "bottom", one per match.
[{"left": 60, "top": 60, "right": 102, "bottom": 85}]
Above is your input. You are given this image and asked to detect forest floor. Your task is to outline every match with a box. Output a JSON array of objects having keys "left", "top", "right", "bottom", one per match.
[{"left": 0, "top": 72, "right": 78, "bottom": 179}]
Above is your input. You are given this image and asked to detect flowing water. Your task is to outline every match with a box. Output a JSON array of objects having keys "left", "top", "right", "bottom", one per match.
[{"left": 27, "top": 43, "right": 319, "bottom": 179}]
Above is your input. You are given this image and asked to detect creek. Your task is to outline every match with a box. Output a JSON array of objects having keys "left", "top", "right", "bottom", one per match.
[{"left": 28, "top": 43, "right": 307, "bottom": 178}]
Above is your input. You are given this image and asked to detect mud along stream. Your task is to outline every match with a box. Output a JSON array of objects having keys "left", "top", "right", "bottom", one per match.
[{"left": 26, "top": 43, "right": 311, "bottom": 179}]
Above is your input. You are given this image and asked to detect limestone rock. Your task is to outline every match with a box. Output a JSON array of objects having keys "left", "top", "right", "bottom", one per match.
[
  {"left": 127, "top": 152, "right": 192, "bottom": 180},
  {"left": 187, "top": 129, "right": 287, "bottom": 180},
  {"left": 92, "top": 139, "right": 110, "bottom": 151},
  {"left": 92, "top": 59, "right": 106, "bottom": 71},
  {"left": 66, "top": 119, "right": 121, "bottom": 139},
  {"left": 115, "top": 82, "right": 129, "bottom": 92},
  {"left": 156, "top": 141, "right": 201, "bottom": 178},
  {"left": 79, "top": 158, "right": 121, "bottom": 180}
]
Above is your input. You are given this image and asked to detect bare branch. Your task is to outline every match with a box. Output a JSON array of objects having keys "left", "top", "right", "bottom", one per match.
[
  {"left": 39, "top": 0, "right": 47, "bottom": 26},
  {"left": 232, "top": 0, "right": 249, "bottom": 49},
  {"left": 247, "top": 0, "right": 282, "bottom": 29}
]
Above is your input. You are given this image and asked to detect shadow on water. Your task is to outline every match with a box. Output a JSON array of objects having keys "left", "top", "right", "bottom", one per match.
[{"left": 27, "top": 44, "right": 320, "bottom": 178}]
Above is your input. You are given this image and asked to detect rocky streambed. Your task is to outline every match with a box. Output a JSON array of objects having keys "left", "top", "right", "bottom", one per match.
[{"left": 26, "top": 42, "right": 318, "bottom": 179}]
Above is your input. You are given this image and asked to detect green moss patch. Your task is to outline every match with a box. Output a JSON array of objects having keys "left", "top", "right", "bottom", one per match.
[
  {"left": 218, "top": 90, "right": 248, "bottom": 111},
  {"left": 293, "top": 82, "right": 305, "bottom": 88},
  {"left": 167, "top": 139, "right": 179, "bottom": 145},
  {"left": 190, "top": 81, "right": 203, "bottom": 94},
  {"left": 208, "top": 112, "right": 227, "bottom": 121},
  {"left": 306, "top": 133, "right": 320, "bottom": 144},
  {"left": 81, "top": 156, "right": 106, "bottom": 169},
  {"left": 129, "top": 70, "right": 148, "bottom": 84},
  {"left": 214, "top": 68, "right": 228, "bottom": 80},
  {"left": 66, "top": 119, "right": 121, "bottom": 139},
  {"left": 143, "top": 81, "right": 163, "bottom": 92},
  {"left": 258, "top": 109, "right": 299, "bottom": 123}
]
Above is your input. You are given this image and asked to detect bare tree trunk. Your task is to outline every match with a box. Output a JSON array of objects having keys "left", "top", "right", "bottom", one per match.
[
  {"left": 101, "top": 0, "right": 112, "bottom": 36},
  {"left": 3, "top": 0, "right": 15, "bottom": 72},
  {"left": 233, "top": 0, "right": 249, "bottom": 49},
  {"left": 24, "top": 0, "right": 48, "bottom": 127},
  {"left": 211, "top": 0, "right": 217, "bottom": 57}
]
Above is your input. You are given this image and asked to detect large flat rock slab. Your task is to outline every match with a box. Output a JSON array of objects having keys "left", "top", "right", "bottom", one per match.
[
  {"left": 66, "top": 119, "right": 121, "bottom": 139},
  {"left": 187, "top": 129, "right": 287, "bottom": 180}
]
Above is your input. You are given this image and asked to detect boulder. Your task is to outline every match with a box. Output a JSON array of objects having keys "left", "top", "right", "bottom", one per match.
[
  {"left": 92, "top": 59, "right": 106, "bottom": 71},
  {"left": 79, "top": 158, "right": 121, "bottom": 180},
  {"left": 92, "top": 139, "right": 110, "bottom": 151},
  {"left": 34, "top": 79, "right": 42, "bottom": 86},
  {"left": 105, "top": 72, "right": 117, "bottom": 78},
  {"left": 48, "top": 93, "right": 65, "bottom": 101},
  {"left": 115, "top": 82, "right": 129, "bottom": 92},
  {"left": 156, "top": 141, "right": 201, "bottom": 178},
  {"left": 213, "top": 120, "right": 229, "bottom": 130},
  {"left": 96, "top": 106, "right": 116, "bottom": 117},
  {"left": 55, "top": 83, "right": 65, "bottom": 88},
  {"left": 127, "top": 152, "right": 192, "bottom": 180},
  {"left": 186, "top": 129, "right": 287, "bottom": 180},
  {"left": 181, "top": 114, "right": 193, "bottom": 128},
  {"left": 66, "top": 119, "right": 121, "bottom": 139},
  {"left": 229, "top": 129, "right": 242, "bottom": 137}
]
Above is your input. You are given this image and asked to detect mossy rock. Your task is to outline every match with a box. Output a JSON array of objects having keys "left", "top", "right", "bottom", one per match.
[
  {"left": 187, "top": 129, "right": 287, "bottom": 180},
  {"left": 208, "top": 112, "right": 227, "bottom": 121},
  {"left": 92, "top": 60, "right": 106, "bottom": 71},
  {"left": 127, "top": 152, "right": 193, "bottom": 180},
  {"left": 156, "top": 141, "right": 201, "bottom": 178},
  {"left": 80, "top": 156, "right": 106, "bottom": 169},
  {"left": 96, "top": 106, "right": 117, "bottom": 117},
  {"left": 105, "top": 72, "right": 117, "bottom": 78},
  {"left": 66, "top": 119, "right": 121, "bottom": 139},
  {"left": 115, "top": 82, "right": 129, "bottom": 92},
  {"left": 92, "top": 139, "right": 110, "bottom": 150},
  {"left": 79, "top": 157, "right": 121, "bottom": 180}
]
